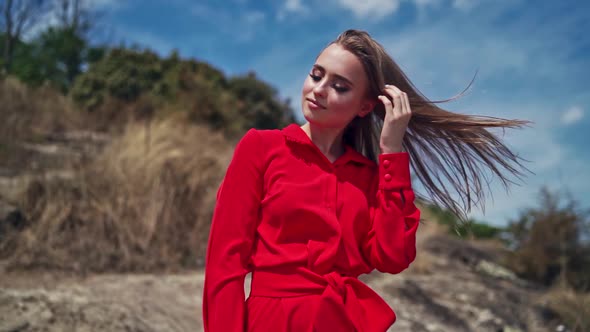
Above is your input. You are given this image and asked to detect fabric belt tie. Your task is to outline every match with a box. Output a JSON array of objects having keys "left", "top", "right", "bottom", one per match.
[{"left": 250, "top": 270, "right": 396, "bottom": 332}]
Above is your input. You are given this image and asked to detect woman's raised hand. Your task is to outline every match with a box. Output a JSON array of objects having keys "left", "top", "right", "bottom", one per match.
[{"left": 377, "top": 84, "right": 412, "bottom": 154}]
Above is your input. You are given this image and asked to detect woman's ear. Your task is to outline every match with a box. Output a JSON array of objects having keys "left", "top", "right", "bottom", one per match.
[{"left": 358, "top": 99, "right": 376, "bottom": 118}]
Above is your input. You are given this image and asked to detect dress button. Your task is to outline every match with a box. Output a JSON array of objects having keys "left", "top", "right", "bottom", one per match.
[
  {"left": 383, "top": 160, "right": 391, "bottom": 168},
  {"left": 384, "top": 173, "right": 392, "bottom": 182}
]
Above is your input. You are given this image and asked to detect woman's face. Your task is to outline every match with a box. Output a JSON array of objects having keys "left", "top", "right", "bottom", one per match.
[{"left": 301, "top": 43, "right": 375, "bottom": 130}]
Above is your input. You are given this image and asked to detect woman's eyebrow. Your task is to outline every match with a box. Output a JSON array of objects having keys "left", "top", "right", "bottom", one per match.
[{"left": 313, "top": 64, "right": 355, "bottom": 87}]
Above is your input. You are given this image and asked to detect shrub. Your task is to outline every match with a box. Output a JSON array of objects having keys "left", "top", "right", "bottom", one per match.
[{"left": 0, "top": 119, "right": 232, "bottom": 272}]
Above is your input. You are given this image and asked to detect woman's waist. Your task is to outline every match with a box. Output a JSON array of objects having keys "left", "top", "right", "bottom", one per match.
[
  {"left": 249, "top": 268, "right": 359, "bottom": 298},
  {"left": 249, "top": 268, "right": 396, "bottom": 331}
]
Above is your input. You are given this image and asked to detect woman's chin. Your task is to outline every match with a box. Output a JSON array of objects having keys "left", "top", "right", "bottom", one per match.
[{"left": 302, "top": 108, "right": 315, "bottom": 122}]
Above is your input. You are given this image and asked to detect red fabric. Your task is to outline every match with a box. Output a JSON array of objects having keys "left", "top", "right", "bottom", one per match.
[{"left": 203, "top": 124, "right": 421, "bottom": 332}]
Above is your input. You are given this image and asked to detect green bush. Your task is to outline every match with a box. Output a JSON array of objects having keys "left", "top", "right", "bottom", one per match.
[
  {"left": 3, "top": 26, "right": 296, "bottom": 137},
  {"left": 425, "top": 203, "right": 501, "bottom": 239},
  {"left": 1, "top": 28, "right": 105, "bottom": 93},
  {"left": 70, "top": 48, "right": 295, "bottom": 137}
]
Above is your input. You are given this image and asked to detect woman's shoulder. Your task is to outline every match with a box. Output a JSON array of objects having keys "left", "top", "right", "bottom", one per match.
[
  {"left": 234, "top": 127, "right": 285, "bottom": 160},
  {"left": 242, "top": 126, "right": 287, "bottom": 149},
  {"left": 252, "top": 127, "right": 285, "bottom": 140},
  {"left": 237, "top": 127, "right": 282, "bottom": 142}
]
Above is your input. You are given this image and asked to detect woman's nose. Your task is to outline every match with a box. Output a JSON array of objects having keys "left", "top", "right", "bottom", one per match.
[{"left": 313, "top": 82, "right": 327, "bottom": 98}]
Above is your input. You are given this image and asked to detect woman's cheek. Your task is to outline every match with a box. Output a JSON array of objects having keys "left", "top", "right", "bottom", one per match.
[
  {"left": 302, "top": 78, "right": 314, "bottom": 94},
  {"left": 330, "top": 95, "right": 350, "bottom": 110}
]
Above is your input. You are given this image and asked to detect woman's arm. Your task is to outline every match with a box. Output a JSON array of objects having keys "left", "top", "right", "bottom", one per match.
[
  {"left": 203, "top": 129, "right": 265, "bottom": 332},
  {"left": 361, "top": 152, "right": 420, "bottom": 274}
]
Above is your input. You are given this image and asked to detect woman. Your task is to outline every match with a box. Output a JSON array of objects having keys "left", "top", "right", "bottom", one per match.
[{"left": 202, "top": 30, "right": 528, "bottom": 332}]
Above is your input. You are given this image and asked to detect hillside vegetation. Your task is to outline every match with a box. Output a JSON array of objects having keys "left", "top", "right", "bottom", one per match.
[
  {"left": 1, "top": 40, "right": 295, "bottom": 272},
  {"left": 0, "top": 10, "right": 589, "bottom": 330}
]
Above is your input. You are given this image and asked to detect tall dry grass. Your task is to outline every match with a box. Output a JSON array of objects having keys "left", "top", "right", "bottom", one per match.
[
  {"left": 403, "top": 203, "right": 448, "bottom": 275},
  {"left": 541, "top": 288, "right": 590, "bottom": 332},
  {"left": 1, "top": 118, "right": 232, "bottom": 272},
  {"left": 0, "top": 78, "right": 81, "bottom": 142}
]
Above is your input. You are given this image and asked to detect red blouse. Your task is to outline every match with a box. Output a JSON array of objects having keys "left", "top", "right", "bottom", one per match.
[{"left": 203, "top": 124, "right": 420, "bottom": 332}]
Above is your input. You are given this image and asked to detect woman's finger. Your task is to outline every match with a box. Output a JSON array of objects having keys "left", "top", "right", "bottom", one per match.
[
  {"left": 386, "top": 85, "right": 411, "bottom": 115},
  {"left": 401, "top": 92, "right": 411, "bottom": 115},
  {"left": 378, "top": 95, "right": 393, "bottom": 116},
  {"left": 384, "top": 85, "right": 405, "bottom": 116}
]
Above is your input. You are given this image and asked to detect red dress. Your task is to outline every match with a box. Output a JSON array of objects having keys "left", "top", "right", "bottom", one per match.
[{"left": 203, "top": 124, "right": 420, "bottom": 332}]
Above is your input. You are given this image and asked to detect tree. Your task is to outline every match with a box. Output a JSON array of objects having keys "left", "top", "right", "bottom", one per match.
[
  {"left": 505, "top": 187, "right": 590, "bottom": 290},
  {"left": 1, "top": 0, "right": 107, "bottom": 91},
  {"left": 39, "top": 0, "right": 104, "bottom": 89},
  {"left": 36, "top": 26, "right": 86, "bottom": 90},
  {"left": 228, "top": 71, "right": 296, "bottom": 131},
  {"left": 52, "top": 0, "right": 96, "bottom": 36},
  {"left": 0, "top": 0, "right": 48, "bottom": 72}
]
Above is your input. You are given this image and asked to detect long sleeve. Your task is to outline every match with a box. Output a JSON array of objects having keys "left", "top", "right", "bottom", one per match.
[
  {"left": 203, "top": 129, "right": 265, "bottom": 332},
  {"left": 361, "top": 152, "right": 420, "bottom": 274}
]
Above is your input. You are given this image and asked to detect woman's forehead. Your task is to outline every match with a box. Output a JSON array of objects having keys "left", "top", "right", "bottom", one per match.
[{"left": 315, "top": 44, "right": 366, "bottom": 82}]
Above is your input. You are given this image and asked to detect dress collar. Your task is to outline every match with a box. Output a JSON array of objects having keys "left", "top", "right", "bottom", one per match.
[{"left": 281, "top": 123, "right": 374, "bottom": 167}]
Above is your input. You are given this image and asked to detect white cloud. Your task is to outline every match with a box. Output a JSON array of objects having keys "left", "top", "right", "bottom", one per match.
[
  {"left": 452, "top": 0, "right": 478, "bottom": 11},
  {"left": 413, "top": 0, "right": 442, "bottom": 10},
  {"left": 561, "top": 106, "right": 584, "bottom": 126},
  {"left": 414, "top": 0, "right": 440, "bottom": 6},
  {"left": 379, "top": 31, "right": 531, "bottom": 96},
  {"left": 332, "top": 0, "right": 483, "bottom": 20},
  {"left": 373, "top": 0, "right": 586, "bottom": 102},
  {"left": 191, "top": 3, "right": 231, "bottom": 21},
  {"left": 277, "top": 0, "right": 309, "bottom": 21},
  {"left": 189, "top": 4, "right": 265, "bottom": 43},
  {"left": 286, "top": 0, "right": 307, "bottom": 12},
  {"left": 335, "top": 0, "right": 401, "bottom": 19},
  {"left": 277, "top": 0, "right": 494, "bottom": 22},
  {"left": 244, "top": 11, "right": 266, "bottom": 24},
  {"left": 86, "top": 0, "right": 120, "bottom": 9},
  {"left": 506, "top": 118, "right": 564, "bottom": 172}
]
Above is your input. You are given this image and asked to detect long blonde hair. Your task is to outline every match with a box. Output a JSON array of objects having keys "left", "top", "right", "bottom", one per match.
[{"left": 334, "top": 29, "right": 531, "bottom": 221}]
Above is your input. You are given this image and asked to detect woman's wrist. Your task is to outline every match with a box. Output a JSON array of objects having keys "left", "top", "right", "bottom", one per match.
[{"left": 379, "top": 144, "right": 403, "bottom": 154}]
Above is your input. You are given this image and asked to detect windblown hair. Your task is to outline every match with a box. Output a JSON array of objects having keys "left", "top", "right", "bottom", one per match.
[{"left": 335, "top": 29, "right": 531, "bottom": 221}]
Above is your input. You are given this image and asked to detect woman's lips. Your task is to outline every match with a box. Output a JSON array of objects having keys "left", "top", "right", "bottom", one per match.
[{"left": 307, "top": 98, "right": 326, "bottom": 110}]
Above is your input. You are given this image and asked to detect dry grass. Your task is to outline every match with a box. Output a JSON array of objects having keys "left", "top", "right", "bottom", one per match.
[
  {"left": 1, "top": 118, "right": 232, "bottom": 273},
  {"left": 0, "top": 78, "right": 81, "bottom": 142},
  {"left": 0, "top": 78, "right": 86, "bottom": 174},
  {"left": 415, "top": 202, "right": 449, "bottom": 243},
  {"left": 541, "top": 288, "right": 590, "bottom": 332},
  {"left": 405, "top": 203, "right": 449, "bottom": 275}
]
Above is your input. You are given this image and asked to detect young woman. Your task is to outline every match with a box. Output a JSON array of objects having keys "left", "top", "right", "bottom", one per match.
[{"left": 202, "top": 29, "right": 528, "bottom": 332}]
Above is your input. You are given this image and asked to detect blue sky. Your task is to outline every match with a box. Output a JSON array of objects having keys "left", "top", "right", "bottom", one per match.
[{"left": 81, "top": 0, "right": 588, "bottom": 226}]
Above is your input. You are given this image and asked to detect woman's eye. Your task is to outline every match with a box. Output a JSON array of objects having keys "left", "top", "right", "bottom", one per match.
[
  {"left": 333, "top": 84, "right": 349, "bottom": 93},
  {"left": 309, "top": 73, "right": 348, "bottom": 93},
  {"left": 309, "top": 73, "right": 321, "bottom": 81}
]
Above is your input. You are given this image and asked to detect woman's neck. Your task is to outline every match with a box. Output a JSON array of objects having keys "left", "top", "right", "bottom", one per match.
[{"left": 301, "top": 122, "right": 346, "bottom": 161}]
